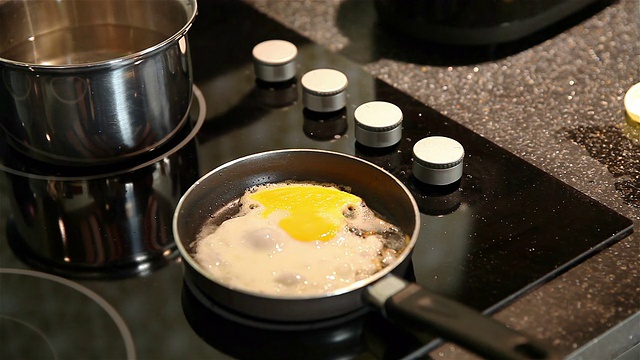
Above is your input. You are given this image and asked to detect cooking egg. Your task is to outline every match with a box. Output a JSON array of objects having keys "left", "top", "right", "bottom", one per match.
[{"left": 194, "top": 182, "right": 407, "bottom": 296}]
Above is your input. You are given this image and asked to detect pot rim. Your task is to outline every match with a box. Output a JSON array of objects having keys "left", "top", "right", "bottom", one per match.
[
  {"left": 0, "top": 0, "right": 198, "bottom": 70},
  {"left": 173, "top": 149, "right": 421, "bottom": 301}
]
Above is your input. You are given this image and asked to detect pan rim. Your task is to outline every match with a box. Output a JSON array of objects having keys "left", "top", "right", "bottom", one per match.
[{"left": 173, "top": 148, "right": 421, "bottom": 301}]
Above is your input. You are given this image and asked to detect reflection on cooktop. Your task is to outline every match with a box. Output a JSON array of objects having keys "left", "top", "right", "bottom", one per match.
[
  {"left": 0, "top": 1, "right": 633, "bottom": 359},
  {"left": 181, "top": 279, "right": 424, "bottom": 360}
]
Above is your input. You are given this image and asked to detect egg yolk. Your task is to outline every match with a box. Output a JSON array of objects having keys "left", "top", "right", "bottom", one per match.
[{"left": 249, "top": 185, "right": 361, "bottom": 242}]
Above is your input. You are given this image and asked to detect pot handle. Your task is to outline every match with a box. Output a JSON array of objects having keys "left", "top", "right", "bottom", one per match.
[{"left": 366, "top": 275, "right": 558, "bottom": 360}]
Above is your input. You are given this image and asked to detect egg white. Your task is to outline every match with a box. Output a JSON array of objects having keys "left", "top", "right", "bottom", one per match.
[{"left": 194, "top": 183, "right": 405, "bottom": 296}]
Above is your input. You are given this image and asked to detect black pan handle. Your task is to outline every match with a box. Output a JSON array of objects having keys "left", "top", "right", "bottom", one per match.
[{"left": 366, "top": 275, "right": 559, "bottom": 360}]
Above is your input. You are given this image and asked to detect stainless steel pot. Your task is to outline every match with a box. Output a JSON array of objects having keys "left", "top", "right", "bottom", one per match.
[
  {"left": 0, "top": 0, "right": 197, "bottom": 165},
  {"left": 173, "top": 149, "right": 558, "bottom": 360},
  {"left": 2, "top": 86, "right": 205, "bottom": 279}
]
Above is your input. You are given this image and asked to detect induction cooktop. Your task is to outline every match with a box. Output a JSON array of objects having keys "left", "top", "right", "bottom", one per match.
[{"left": 0, "top": 1, "right": 633, "bottom": 359}]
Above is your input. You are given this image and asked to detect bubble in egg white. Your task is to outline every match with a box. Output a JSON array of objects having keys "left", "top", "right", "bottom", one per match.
[
  {"left": 245, "top": 227, "right": 285, "bottom": 252},
  {"left": 275, "top": 272, "right": 305, "bottom": 287}
]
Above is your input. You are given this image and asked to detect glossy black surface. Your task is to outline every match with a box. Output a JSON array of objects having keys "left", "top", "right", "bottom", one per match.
[
  {"left": 373, "top": 0, "right": 607, "bottom": 45},
  {"left": 0, "top": 1, "right": 633, "bottom": 359}
]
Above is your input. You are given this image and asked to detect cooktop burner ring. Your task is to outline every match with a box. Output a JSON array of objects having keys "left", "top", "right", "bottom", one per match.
[{"left": 0, "top": 268, "right": 136, "bottom": 359}]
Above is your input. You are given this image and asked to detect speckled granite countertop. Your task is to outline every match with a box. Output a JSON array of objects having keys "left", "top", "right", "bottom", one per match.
[{"left": 246, "top": 0, "right": 638, "bottom": 358}]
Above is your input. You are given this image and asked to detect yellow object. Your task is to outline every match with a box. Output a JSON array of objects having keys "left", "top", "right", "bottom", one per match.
[
  {"left": 249, "top": 184, "right": 361, "bottom": 242},
  {"left": 624, "top": 82, "right": 640, "bottom": 127}
]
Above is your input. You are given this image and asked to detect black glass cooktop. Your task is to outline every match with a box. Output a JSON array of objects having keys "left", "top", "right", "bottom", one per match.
[{"left": 0, "top": 1, "right": 633, "bottom": 359}]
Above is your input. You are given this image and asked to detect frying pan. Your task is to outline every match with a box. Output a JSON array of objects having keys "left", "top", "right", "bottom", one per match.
[{"left": 173, "top": 149, "right": 557, "bottom": 360}]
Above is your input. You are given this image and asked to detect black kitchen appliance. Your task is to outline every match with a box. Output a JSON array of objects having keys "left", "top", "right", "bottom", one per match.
[{"left": 374, "top": 0, "right": 610, "bottom": 45}]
